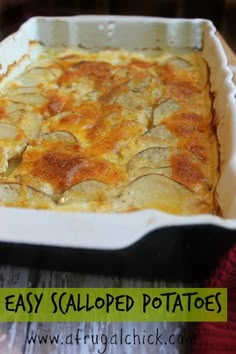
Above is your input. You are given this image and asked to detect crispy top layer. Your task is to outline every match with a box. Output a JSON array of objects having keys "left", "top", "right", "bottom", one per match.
[{"left": 0, "top": 46, "right": 218, "bottom": 214}]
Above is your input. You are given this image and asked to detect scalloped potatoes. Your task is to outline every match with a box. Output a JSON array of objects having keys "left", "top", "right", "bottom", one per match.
[{"left": 0, "top": 46, "right": 218, "bottom": 214}]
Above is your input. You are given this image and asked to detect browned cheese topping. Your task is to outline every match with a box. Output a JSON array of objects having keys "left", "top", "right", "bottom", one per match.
[{"left": 0, "top": 46, "right": 218, "bottom": 214}]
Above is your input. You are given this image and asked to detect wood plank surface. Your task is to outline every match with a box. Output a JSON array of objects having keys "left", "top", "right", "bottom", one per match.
[
  {"left": 25, "top": 272, "right": 189, "bottom": 354},
  {"left": 0, "top": 269, "right": 189, "bottom": 354}
]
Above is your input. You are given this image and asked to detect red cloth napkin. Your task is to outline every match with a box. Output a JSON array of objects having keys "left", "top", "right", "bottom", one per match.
[{"left": 191, "top": 244, "right": 236, "bottom": 353}]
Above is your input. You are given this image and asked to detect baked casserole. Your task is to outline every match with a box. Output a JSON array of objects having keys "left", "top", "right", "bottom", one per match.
[{"left": 0, "top": 45, "right": 218, "bottom": 215}]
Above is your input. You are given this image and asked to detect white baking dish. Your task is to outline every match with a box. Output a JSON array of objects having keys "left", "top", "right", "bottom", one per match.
[{"left": 0, "top": 15, "right": 236, "bottom": 250}]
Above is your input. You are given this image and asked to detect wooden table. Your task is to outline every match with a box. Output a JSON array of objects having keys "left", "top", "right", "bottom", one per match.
[
  {"left": 0, "top": 35, "right": 235, "bottom": 354},
  {"left": 0, "top": 268, "right": 191, "bottom": 354}
]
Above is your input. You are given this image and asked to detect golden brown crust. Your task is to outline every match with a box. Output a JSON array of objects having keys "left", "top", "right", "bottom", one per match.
[
  {"left": 18, "top": 144, "right": 126, "bottom": 194},
  {"left": 0, "top": 47, "right": 218, "bottom": 214}
]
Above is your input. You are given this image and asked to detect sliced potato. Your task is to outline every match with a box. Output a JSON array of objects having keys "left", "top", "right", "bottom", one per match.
[
  {"left": 40, "top": 111, "right": 71, "bottom": 132},
  {"left": 128, "top": 76, "right": 154, "bottom": 91},
  {"left": 116, "top": 174, "right": 205, "bottom": 214},
  {"left": 0, "top": 123, "right": 19, "bottom": 139},
  {"left": 81, "top": 90, "right": 100, "bottom": 102},
  {"left": 25, "top": 66, "right": 57, "bottom": 78},
  {"left": 18, "top": 76, "right": 40, "bottom": 87},
  {"left": 49, "top": 66, "right": 63, "bottom": 79},
  {"left": 7, "top": 100, "right": 26, "bottom": 114},
  {"left": 8, "top": 93, "right": 47, "bottom": 106},
  {"left": 166, "top": 56, "right": 192, "bottom": 69},
  {"left": 12, "top": 173, "right": 55, "bottom": 198},
  {"left": 58, "top": 54, "right": 81, "bottom": 64},
  {"left": 128, "top": 147, "right": 177, "bottom": 178},
  {"left": 27, "top": 186, "right": 55, "bottom": 209},
  {"left": 117, "top": 80, "right": 162, "bottom": 109},
  {"left": 40, "top": 131, "right": 78, "bottom": 145},
  {"left": 0, "top": 123, "right": 26, "bottom": 163},
  {"left": 2, "top": 157, "right": 21, "bottom": 177},
  {"left": 70, "top": 77, "right": 94, "bottom": 97},
  {"left": 142, "top": 124, "right": 177, "bottom": 147},
  {"left": 153, "top": 99, "right": 180, "bottom": 126},
  {"left": 9, "top": 86, "right": 40, "bottom": 96},
  {"left": 150, "top": 86, "right": 163, "bottom": 102},
  {"left": 8, "top": 109, "right": 26, "bottom": 124},
  {"left": 60, "top": 180, "right": 109, "bottom": 204},
  {"left": 18, "top": 111, "right": 43, "bottom": 141},
  {"left": 0, "top": 183, "right": 21, "bottom": 203},
  {"left": 19, "top": 66, "right": 58, "bottom": 86},
  {"left": 127, "top": 146, "right": 211, "bottom": 194},
  {"left": 122, "top": 107, "right": 152, "bottom": 128},
  {"left": 0, "top": 148, "right": 8, "bottom": 173},
  {"left": 117, "top": 91, "right": 149, "bottom": 109},
  {"left": 112, "top": 67, "right": 129, "bottom": 84},
  {"left": 0, "top": 183, "right": 54, "bottom": 209}
]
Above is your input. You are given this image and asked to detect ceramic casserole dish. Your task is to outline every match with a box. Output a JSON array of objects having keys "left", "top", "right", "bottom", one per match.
[{"left": 0, "top": 16, "right": 235, "bottom": 251}]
